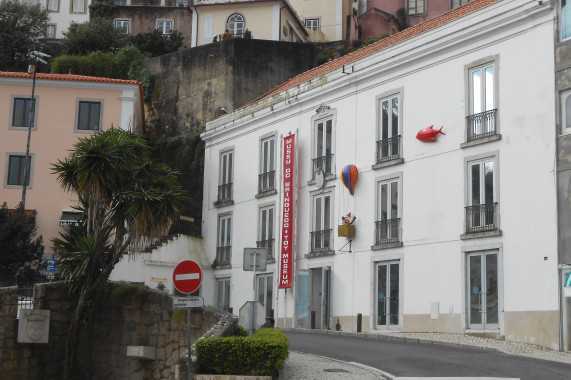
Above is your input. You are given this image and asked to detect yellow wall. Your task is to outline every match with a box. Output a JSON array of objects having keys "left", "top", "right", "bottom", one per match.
[{"left": 289, "top": 0, "right": 351, "bottom": 41}]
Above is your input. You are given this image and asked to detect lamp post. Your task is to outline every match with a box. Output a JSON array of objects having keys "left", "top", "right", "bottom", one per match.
[{"left": 21, "top": 51, "right": 50, "bottom": 209}]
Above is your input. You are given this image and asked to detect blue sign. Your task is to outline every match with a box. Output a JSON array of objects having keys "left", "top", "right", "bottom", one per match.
[
  {"left": 565, "top": 272, "right": 571, "bottom": 287},
  {"left": 45, "top": 259, "right": 57, "bottom": 272}
]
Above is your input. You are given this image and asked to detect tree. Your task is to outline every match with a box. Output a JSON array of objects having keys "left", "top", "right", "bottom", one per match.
[
  {"left": 0, "top": 202, "right": 44, "bottom": 285},
  {"left": 130, "top": 29, "right": 185, "bottom": 57},
  {"left": 61, "top": 17, "right": 128, "bottom": 55},
  {"left": 51, "top": 128, "right": 185, "bottom": 379},
  {"left": 0, "top": 0, "right": 49, "bottom": 71}
]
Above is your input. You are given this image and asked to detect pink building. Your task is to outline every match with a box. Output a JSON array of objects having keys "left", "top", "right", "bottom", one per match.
[
  {"left": 0, "top": 72, "right": 145, "bottom": 256},
  {"left": 350, "top": 0, "right": 470, "bottom": 40}
]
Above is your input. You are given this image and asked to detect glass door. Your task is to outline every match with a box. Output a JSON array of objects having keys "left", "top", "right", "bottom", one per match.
[
  {"left": 375, "top": 261, "right": 400, "bottom": 329},
  {"left": 467, "top": 251, "right": 499, "bottom": 330}
]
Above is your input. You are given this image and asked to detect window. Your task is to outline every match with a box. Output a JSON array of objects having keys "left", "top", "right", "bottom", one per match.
[
  {"left": 227, "top": 13, "right": 245, "bottom": 37},
  {"left": 114, "top": 0, "right": 127, "bottom": 4},
  {"left": 451, "top": 0, "right": 470, "bottom": 9},
  {"left": 46, "top": 24, "right": 56, "bottom": 38},
  {"left": 257, "top": 206, "right": 274, "bottom": 259},
  {"left": 6, "top": 154, "right": 31, "bottom": 187},
  {"left": 157, "top": 20, "right": 173, "bottom": 35},
  {"left": 466, "top": 155, "right": 498, "bottom": 234},
  {"left": 562, "top": 91, "right": 571, "bottom": 135},
  {"left": 71, "top": 0, "right": 86, "bottom": 13},
  {"left": 466, "top": 250, "right": 499, "bottom": 329},
  {"left": 313, "top": 117, "right": 333, "bottom": 177},
  {"left": 563, "top": 0, "right": 571, "bottom": 40},
  {"left": 375, "top": 177, "right": 400, "bottom": 245},
  {"left": 259, "top": 137, "right": 275, "bottom": 193},
  {"left": 257, "top": 273, "right": 274, "bottom": 320},
  {"left": 114, "top": 20, "right": 130, "bottom": 34},
  {"left": 216, "top": 278, "right": 231, "bottom": 312},
  {"left": 305, "top": 18, "right": 320, "bottom": 31},
  {"left": 467, "top": 61, "right": 497, "bottom": 141},
  {"left": 11, "top": 97, "right": 36, "bottom": 128},
  {"left": 311, "top": 193, "right": 332, "bottom": 252},
  {"left": 76, "top": 100, "right": 102, "bottom": 131},
  {"left": 217, "top": 150, "right": 233, "bottom": 202},
  {"left": 216, "top": 214, "right": 232, "bottom": 266},
  {"left": 46, "top": 0, "right": 59, "bottom": 12},
  {"left": 407, "top": 0, "right": 425, "bottom": 15},
  {"left": 377, "top": 93, "right": 401, "bottom": 163}
]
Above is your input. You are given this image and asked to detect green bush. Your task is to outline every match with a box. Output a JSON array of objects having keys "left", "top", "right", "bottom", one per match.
[{"left": 196, "top": 328, "right": 289, "bottom": 376}]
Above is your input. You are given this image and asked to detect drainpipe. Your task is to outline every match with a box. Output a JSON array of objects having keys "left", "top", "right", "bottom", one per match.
[{"left": 190, "top": 5, "right": 199, "bottom": 47}]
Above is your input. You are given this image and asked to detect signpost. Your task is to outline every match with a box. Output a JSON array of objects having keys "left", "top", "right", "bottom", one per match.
[{"left": 172, "top": 260, "right": 203, "bottom": 380}]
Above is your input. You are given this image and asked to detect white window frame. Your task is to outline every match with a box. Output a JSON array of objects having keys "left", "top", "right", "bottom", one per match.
[
  {"left": 467, "top": 157, "right": 496, "bottom": 207},
  {"left": 469, "top": 62, "right": 496, "bottom": 116},
  {"left": 305, "top": 18, "right": 320, "bottom": 31},
  {"left": 9, "top": 95, "right": 38, "bottom": 130},
  {"left": 219, "top": 149, "right": 233, "bottom": 186},
  {"left": 203, "top": 13, "right": 214, "bottom": 40},
  {"left": 563, "top": 0, "right": 571, "bottom": 41},
  {"left": 74, "top": 99, "right": 103, "bottom": 132},
  {"left": 256, "top": 273, "right": 274, "bottom": 319},
  {"left": 561, "top": 90, "right": 571, "bottom": 135},
  {"left": 4, "top": 153, "right": 34, "bottom": 189},
  {"left": 114, "top": 19, "right": 130, "bottom": 34},
  {"left": 407, "top": 0, "right": 425, "bottom": 15},
  {"left": 258, "top": 205, "right": 275, "bottom": 258},
  {"left": 374, "top": 172, "right": 402, "bottom": 247},
  {"left": 375, "top": 90, "right": 402, "bottom": 165},
  {"left": 260, "top": 136, "right": 275, "bottom": 175},
  {"left": 157, "top": 19, "right": 173, "bottom": 35},
  {"left": 46, "top": 0, "right": 59, "bottom": 12},
  {"left": 46, "top": 24, "right": 57, "bottom": 38},
  {"left": 310, "top": 191, "right": 333, "bottom": 252},
  {"left": 71, "top": 0, "right": 86, "bottom": 13},
  {"left": 218, "top": 214, "right": 232, "bottom": 248},
  {"left": 311, "top": 106, "right": 336, "bottom": 179},
  {"left": 227, "top": 13, "right": 245, "bottom": 37},
  {"left": 216, "top": 277, "right": 231, "bottom": 312}
]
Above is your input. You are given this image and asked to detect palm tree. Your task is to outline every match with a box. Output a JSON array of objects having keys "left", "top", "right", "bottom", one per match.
[{"left": 51, "top": 128, "right": 185, "bottom": 379}]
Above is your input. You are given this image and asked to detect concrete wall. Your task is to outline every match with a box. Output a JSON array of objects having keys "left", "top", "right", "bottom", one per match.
[
  {"left": 143, "top": 39, "right": 316, "bottom": 132},
  {"left": 0, "top": 282, "right": 229, "bottom": 379}
]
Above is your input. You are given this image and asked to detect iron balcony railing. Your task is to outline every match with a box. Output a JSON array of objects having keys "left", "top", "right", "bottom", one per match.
[
  {"left": 256, "top": 239, "right": 275, "bottom": 259},
  {"left": 312, "top": 154, "right": 334, "bottom": 178},
  {"left": 258, "top": 171, "right": 275, "bottom": 193},
  {"left": 215, "top": 246, "right": 231, "bottom": 266},
  {"left": 217, "top": 183, "right": 233, "bottom": 202},
  {"left": 465, "top": 202, "right": 498, "bottom": 233},
  {"left": 375, "top": 218, "right": 401, "bottom": 245},
  {"left": 310, "top": 229, "right": 332, "bottom": 252},
  {"left": 466, "top": 109, "right": 497, "bottom": 141},
  {"left": 376, "top": 135, "right": 401, "bottom": 163}
]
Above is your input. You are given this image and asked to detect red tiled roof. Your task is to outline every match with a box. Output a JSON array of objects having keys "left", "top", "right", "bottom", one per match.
[
  {"left": 0, "top": 71, "right": 141, "bottom": 85},
  {"left": 251, "top": 0, "right": 500, "bottom": 104}
]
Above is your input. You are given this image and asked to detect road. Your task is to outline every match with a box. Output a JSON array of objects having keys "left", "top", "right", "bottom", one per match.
[{"left": 284, "top": 330, "right": 571, "bottom": 379}]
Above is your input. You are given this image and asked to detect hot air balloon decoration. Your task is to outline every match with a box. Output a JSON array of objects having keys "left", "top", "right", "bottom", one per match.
[{"left": 341, "top": 165, "right": 359, "bottom": 195}]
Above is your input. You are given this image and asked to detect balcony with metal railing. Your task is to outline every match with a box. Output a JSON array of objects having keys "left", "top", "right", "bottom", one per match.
[
  {"left": 215, "top": 246, "right": 231, "bottom": 266},
  {"left": 258, "top": 171, "right": 275, "bottom": 194},
  {"left": 256, "top": 239, "right": 275, "bottom": 260},
  {"left": 465, "top": 202, "right": 498, "bottom": 233},
  {"left": 374, "top": 218, "right": 401, "bottom": 245},
  {"left": 376, "top": 135, "right": 401, "bottom": 163},
  {"left": 312, "top": 154, "right": 334, "bottom": 178},
  {"left": 310, "top": 229, "right": 332, "bottom": 253},
  {"left": 466, "top": 109, "right": 497, "bottom": 142},
  {"left": 216, "top": 183, "right": 233, "bottom": 204}
]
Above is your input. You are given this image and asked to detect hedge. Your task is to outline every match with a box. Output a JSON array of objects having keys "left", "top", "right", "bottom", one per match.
[{"left": 195, "top": 328, "right": 289, "bottom": 376}]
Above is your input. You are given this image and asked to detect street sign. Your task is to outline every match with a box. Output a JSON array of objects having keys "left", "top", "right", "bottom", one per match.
[
  {"left": 239, "top": 301, "right": 266, "bottom": 332},
  {"left": 45, "top": 259, "right": 57, "bottom": 272},
  {"left": 173, "top": 260, "right": 202, "bottom": 294},
  {"left": 173, "top": 296, "right": 204, "bottom": 309},
  {"left": 243, "top": 248, "right": 267, "bottom": 271}
]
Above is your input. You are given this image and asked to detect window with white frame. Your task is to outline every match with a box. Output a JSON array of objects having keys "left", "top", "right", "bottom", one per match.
[
  {"left": 114, "top": 20, "right": 130, "bottom": 34},
  {"left": 311, "top": 193, "right": 332, "bottom": 252},
  {"left": 217, "top": 150, "right": 233, "bottom": 202},
  {"left": 450, "top": 0, "right": 470, "bottom": 9},
  {"left": 562, "top": 90, "right": 571, "bottom": 135},
  {"left": 76, "top": 100, "right": 102, "bottom": 131},
  {"left": 407, "top": 0, "right": 425, "bottom": 15},
  {"left": 71, "top": 0, "right": 86, "bottom": 13},
  {"left": 256, "top": 273, "right": 274, "bottom": 319},
  {"left": 46, "top": 0, "right": 59, "bottom": 12},
  {"left": 5, "top": 154, "right": 32, "bottom": 187},
  {"left": 46, "top": 24, "right": 56, "bottom": 38},
  {"left": 157, "top": 20, "right": 173, "bottom": 35},
  {"left": 466, "top": 155, "right": 498, "bottom": 233},
  {"left": 227, "top": 13, "right": 245, "bottom": 37},
  {"left": 305, "top": 18, "right": 320, "bottom": 30},
  {"left": 259, "top": 136, "right": 275, "bottom": 193},
  {"left": 377, "top": 93, "right": 401, "bottom": 163},
  {"left": 257, "top": 205, "right": 274, "bottom": 259},
  {"left": 563, "top": 0, "right": 571, "bottom": 40},
  {"left": 216, "top": 278, "right": 231, "bottom": 312},
  {"left": 313, "top": 117, "right": 333, "bottom": 177},
  {"left": 216, "top": 214, "right": 232, "bottom": 265},
  {"left": 11, "top": 97, "right": 36, "bottom": 128},
  {"left": 375, "top": 177, "right": 400, "bottom": 245},
  {"left": 467, "top": 61, "right": 497, "bottom": 141}
]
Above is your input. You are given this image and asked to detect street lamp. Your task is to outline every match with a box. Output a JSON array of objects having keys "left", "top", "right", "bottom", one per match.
[{"left": 21, "top": 51, "right": 50, "bottom": 209}]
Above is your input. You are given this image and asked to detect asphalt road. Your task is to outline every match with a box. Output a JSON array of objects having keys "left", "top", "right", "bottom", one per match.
[{"left": 284, "top": 330, "right": 571, "bottom": 380}]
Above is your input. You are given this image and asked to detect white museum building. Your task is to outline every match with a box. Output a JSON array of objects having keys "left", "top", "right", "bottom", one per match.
[{"left": 200, "top": 0, "right": 571, "bottom": 350}]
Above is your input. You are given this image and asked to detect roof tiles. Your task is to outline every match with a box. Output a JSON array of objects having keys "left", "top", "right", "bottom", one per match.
[{"left": 0, "top": 71, "right": 141, "bottom": 85}]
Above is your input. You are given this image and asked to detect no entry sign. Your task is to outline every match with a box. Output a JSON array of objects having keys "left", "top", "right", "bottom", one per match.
[{"left": 173, "top": 260, "right": 202, "bottom": 294}]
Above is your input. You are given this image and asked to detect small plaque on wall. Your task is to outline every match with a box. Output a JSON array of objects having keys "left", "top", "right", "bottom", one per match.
[{"left": 17, "top": 309, "right": 50, "bottom": 343}]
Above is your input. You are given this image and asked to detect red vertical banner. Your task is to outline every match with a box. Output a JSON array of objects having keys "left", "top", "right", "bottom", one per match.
[{"left": 279, "top": 135, "right": 296, "bottom": 289}]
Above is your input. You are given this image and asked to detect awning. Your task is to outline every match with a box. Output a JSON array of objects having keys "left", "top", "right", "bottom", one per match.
[{"left": 59, "top": 211, "right": 82, "bottom": 227}]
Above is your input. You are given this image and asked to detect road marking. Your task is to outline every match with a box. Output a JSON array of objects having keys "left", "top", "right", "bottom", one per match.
[{"left": 175, "top": 273, "right": 200, "bottom": 281}]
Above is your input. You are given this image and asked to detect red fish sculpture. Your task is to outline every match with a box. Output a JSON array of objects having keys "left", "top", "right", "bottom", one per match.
[{"left": 416, "top": 125, "right": 445, "bottom": 142}]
